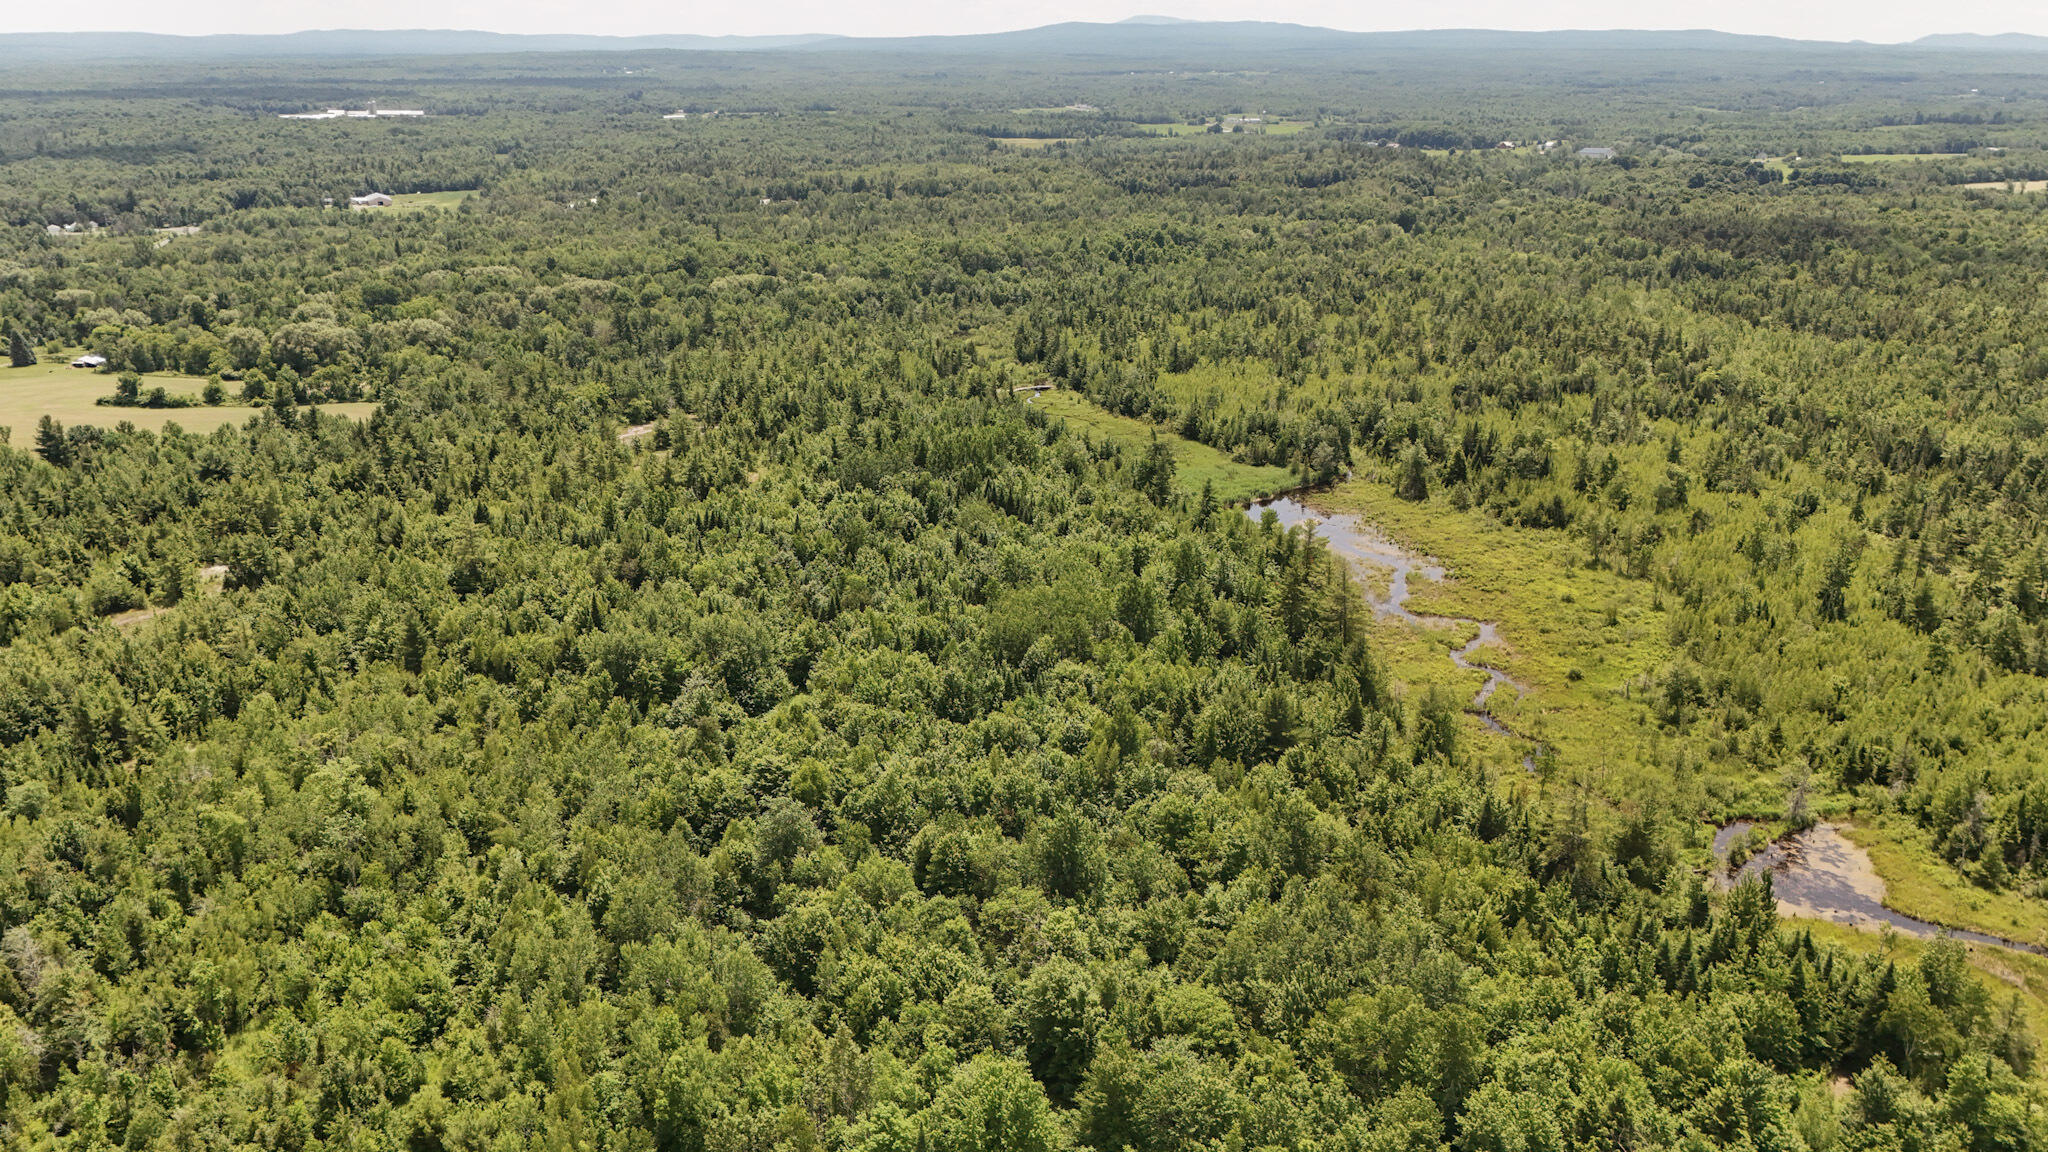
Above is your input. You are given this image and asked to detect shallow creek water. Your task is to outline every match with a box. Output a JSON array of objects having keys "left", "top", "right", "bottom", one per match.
[
  {"left": 1249, "top": 495, "right": 1529, "bottom": 740},
  {"left": 1716, "top": 821, "right": 2046, "bottom": 955},
  {"left": 1244, "top": 500, "right": 2048, "bottom": 956}
]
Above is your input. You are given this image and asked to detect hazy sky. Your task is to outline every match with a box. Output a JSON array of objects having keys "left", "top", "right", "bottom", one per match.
[{"left": 20, "top": 0, "right": 2048, "bottom": 43}]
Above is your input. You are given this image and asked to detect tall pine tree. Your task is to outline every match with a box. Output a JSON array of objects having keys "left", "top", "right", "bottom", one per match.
[{"left": 33, "top": 415, "right": 69, "bottom": 466}]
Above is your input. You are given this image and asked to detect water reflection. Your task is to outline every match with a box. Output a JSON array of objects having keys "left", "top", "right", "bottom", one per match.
[
  {"left": 1717, "top": 822, "right": 2045, "bottom": 955},
  {"left": 1250, "top": 495, "right": 1526, "bottom": 740}
]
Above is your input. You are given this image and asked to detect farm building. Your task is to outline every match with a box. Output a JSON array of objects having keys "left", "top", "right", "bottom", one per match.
[
  {"left": 281, "top": 108, "right": 426, "bottom": 120},
  {"left": 1576, "top": 146, "right": 1619, "bottom": 160},
  {"left": 70, "top": 354, "right": 106, "bottom": 369},
  {"left": 350, "top": 193, "right": 395, "bottom": 207}
]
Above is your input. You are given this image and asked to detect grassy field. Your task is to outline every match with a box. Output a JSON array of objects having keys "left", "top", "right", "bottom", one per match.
[
  {"left": 1029, "top": 389, "right": 1297, "bottom": 504},
  {"left": 1839, "top": 153, "right": 1967, "bottom": 163},
  {"left": 1314, "top": 479, "right": 1686, "bottom": 790},
  {"left": 1226, "top": 120, "right": 1310, "bottom": 135},
  {"left": 1964, "top": 180, "right": 2048, "bottom": 192},
  {"left": 994, "top": 138, "right": 1077, "bottom": 149},
  {"left": 0, "top": 357, "right": 376, "bottom": 438},
  {"left": 356, "top": 190, "right": 478, "bottom": 212},
  {"left": 1128, "top": 120, "right": 1311, "bottom": 137},
  {"left": 1845, "top": 820, "right": 2048, "bottom": 950}
]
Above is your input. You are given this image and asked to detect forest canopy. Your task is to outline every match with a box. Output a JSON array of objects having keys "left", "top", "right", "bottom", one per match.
[{"left": 3, "top": 32, "right": 2048, "bottom": 1152}]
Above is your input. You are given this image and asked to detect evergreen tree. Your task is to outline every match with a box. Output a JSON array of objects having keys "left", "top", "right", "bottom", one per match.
[
  {"left": 1414, "top": 684, "right": 1458, "bottom": 764},
  {"left": 1396, "top": 443, "right": 1430, "bottom": 502},
  {"left": 32, "top": 415, "right": 68, "bottom": 466},
  {"left": 1133, "top": 432, "right": 1176, "bottom": 506}
]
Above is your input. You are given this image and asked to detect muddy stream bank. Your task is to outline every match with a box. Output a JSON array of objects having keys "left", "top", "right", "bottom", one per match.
[{"left": 1717, "top": 822, "right": 2047, "bottom": 956}]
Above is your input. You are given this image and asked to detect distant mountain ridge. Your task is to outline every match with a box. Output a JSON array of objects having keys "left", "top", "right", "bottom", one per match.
[
  {"left": 4, "top": 22, "right": 2047, "bottom": 62},
  {"left": 0, "top": 29, "right": 840, "bottom": 59},
  {"left": 1913, "top": 32, "right": 2048, "bottom": 51}
]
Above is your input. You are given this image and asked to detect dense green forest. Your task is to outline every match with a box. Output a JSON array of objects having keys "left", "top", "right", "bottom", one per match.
[{"left": 8, "top": 31, "right": 2048, "bottom": 1151}]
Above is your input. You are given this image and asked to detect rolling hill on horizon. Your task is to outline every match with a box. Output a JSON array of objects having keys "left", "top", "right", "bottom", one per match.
[
  {"left": 4, "top": 21, "right": 2046, "bottom": 62},
  {"left": 1912, "top": 32, "right": 2048, "bottom": 50}
]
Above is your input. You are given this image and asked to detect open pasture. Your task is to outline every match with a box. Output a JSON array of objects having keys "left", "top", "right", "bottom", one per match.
[
  {"left": 0, "top": 358, "right": 375, "bottom": 437},
  {"left": 354, "top": 189, "right": 478, "bottom": 211}
]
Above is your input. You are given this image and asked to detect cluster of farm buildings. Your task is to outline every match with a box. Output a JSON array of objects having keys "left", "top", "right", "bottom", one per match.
[
  {"left": 280, "top": 108, "right": 426, "bottom": 120},
  {"left": 1355, "top": 139, "right": 1614, "bottom": 158}
]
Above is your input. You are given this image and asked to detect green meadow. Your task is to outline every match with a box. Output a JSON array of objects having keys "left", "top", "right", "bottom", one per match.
[
  {"left": 356, "top": 189, "right": 479, "bottom": 212},
  {"left": 0, "top": 356, "right": 376, "bottom": 438},
  {"left": 1030, "top": 388, "right": 1298, "bottom": 504},
  {"left": 1313, "top": 479, "right": 1685, "bottom": 792}
]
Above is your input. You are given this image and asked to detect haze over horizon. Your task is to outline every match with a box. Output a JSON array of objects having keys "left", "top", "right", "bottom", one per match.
[{"left": 13, "top": 1, "right": 2048, "bottom": 47}]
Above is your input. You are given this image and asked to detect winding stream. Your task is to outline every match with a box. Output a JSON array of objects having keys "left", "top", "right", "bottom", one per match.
[
  {"left": 1250, "top": 497, "right": 2047, "bottom": 955},
  {"left": 1249, "top": 494, "right": 2048, "bottom": 957},
  {"left": 1250, "top": 495, "right": 1530, "bottom": 742},
  {"left": 1716, "top": 821, "right": 2047, "bottom": 955}
]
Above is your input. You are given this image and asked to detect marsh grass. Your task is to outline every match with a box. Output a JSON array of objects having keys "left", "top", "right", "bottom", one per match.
[
  {"left": 1315, "top": 479, "right": 1681, "bottom": 784},
  {"left": 1032, "top": 389, "right": 1297, "bottom": 503},
  {"left": 1846, "top": 820, "right": 2048, "bottom": 950}
]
